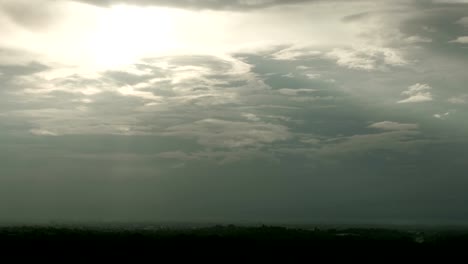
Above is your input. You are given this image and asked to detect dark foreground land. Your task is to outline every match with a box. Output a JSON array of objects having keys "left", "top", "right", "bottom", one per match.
[{"left": 1, "top": 224, "right": 467, "bottom": 258}]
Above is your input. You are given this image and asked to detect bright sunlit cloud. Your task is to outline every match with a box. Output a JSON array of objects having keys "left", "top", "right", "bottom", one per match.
[
  {"left": 87, "top": 5, "right": 178, "bottom": 68},
  {"left": 0, "top": 0, "right": 368, "bottom": 70}
]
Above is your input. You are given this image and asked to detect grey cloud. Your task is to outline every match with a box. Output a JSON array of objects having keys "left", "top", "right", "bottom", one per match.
[
  {"left": 29, "top": 128, "right": 58, "bottom": 136},
  {"left": 397, "top": 4, "right": 468, "bottom": 44},
  {"left": 341, "top": 11, "right": 372, "bottom": 22},
  {"left": 317, "top": 130, "right": 424, "bottom": 156},
  {"left": 457, "top": 16, "right": 468, "bottom": 26},
  {"left": 2, "top": 54, "right": 283, "bottom": 139},
  {"left": 368, "top": 121, "right": 419, "bottom": 131},
  {"left": 103, "top": 70, "right": 158, "bottom": 86},
  {"left": 449, "top": 36, "right": 468, "bottom": 43},
  {"left": 156, "top": 148, "right": 279, "bottom": 164},
  {"left": 165, "top": 119, "right": 290, "bottom": 148},
  {"left": 74, "top": 0, "right": 335, "bottom": 10},
  {"left": 0, "top": 61, "right": 49, "bottom": 78},
  {"left": 0, "top": 0, "right": 63, "bottom": 29},
  {"left": 433, "top": 0, "right": 468, "bottom": 3},
  {"left": 448, "top": 95, "right": 468, "bottom": 104}
]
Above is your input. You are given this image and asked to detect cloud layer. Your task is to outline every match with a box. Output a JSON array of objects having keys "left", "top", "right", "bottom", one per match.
[{"left": 1, "top": 0, "right": 468, "bottom": 223}]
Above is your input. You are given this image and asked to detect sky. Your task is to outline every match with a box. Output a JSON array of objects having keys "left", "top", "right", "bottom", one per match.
[{"left": 1, "top": 0, "right": 468, "bottom": 224}]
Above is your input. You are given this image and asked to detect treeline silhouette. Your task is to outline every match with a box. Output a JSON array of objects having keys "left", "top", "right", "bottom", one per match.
[{"left": 1, "top": 225, "right": 467, "bottom": 259}]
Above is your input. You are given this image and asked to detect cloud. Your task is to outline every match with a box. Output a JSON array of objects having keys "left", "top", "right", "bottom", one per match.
[
  {"left": 404, "top": 35, "right": 432, "bottom": 44},
  {"left": 422, "top": 26, "right": 437, "bottom": 32},
  {"left": 290, "top": 96, "right": 335, "bottom": 102},
  {"left": 449, "top": 36, "right": 468, "bottom": 43},
  {"left": 242, "top": 113, "right": 261, "bottom": 122},
  {"left": 3, "top": 54, "right": 276, "bottom": 137},
  {"left": 317, "top": 130, "right": 424, "bottom": 156},
  {"left": 118, "top": 85, "right": 162, "bottom": 101},
  {"left": 433, "top": 0, "right": 468, "bottom": 3},
  {"left": 156, "top": 151, "right": 198, "bottom": 161},
  {"left": 272, "top": 46, "right": 321, "bottom": 61},
  {"left": 278, "top": 88, "right": 317, "bottom": 96},
  {"left": 3, "top": 0, "right": 468, "bottom": 223},
  {"left": 155, "top": 148, "right": 280, "bottom": 164},
  {"left": 398, "top": 83, "right": 433, "bottom": 103},
  {"left": 368, "top": 121, "right": 419, "bottom": 131},
  {"left": 327, "top": 46, "right": 407, "bottom": 70},
  {"left": 0, "top": 0, "right": 63, "bottom": 29},
  {"left": 448, "top": 95, "right": 468, "bottom": 104},
  {"left": 305, "top": 73, "right": 321, "bottom": 79},
  {"left": 29, "top": 128, "right": 58, "bottom": 136},
  {"left": 434, "top": 112, "right": 451, "bottom": 119},
  {"left": 0, "top": 0, "right": 415, "bottom": 71},
  {"left": 164, "top": 119, "right": 290, "bottom": 148},
  {"left": 74, "top": 0, "right": 329, "bottom": 10},
  {"left": 0, "top": 61, "right": 49, "bottom": 77},
  {"left": 456, "top": 17, "right": 468, "bottom": 27},
  {"left": 341, "top": 11, "right": 372, "bottom": 22},
  {"left": 300, "top": 137, "right": 321, "bottom": 144}
]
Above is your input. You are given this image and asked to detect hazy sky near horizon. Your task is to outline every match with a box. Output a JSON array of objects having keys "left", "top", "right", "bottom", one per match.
[{"left": 1, "top": 0, "right": 468, "bottom": 224}]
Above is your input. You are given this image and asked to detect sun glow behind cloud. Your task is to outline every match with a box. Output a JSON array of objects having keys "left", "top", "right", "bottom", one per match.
[
  {"left": 1, "top": 0, "right": 367, "bottom": 71},
  {"left": 87, "top": 5, "right": 179, "bottom": 68}
]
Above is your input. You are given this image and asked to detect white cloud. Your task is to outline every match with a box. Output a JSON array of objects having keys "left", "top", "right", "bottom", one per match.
[
  {"left": 264, "top": 115, "right": 292, "bottom": 122},
  {"left": 404, "top": 35, "right": 432, "bottom": 44},
  {"left": 402, "top": 83, "right": 431, "bottom": 95},
  {"left": 272, "top": 46, "right": 321, "bottom": 61},
  {"left": 296, "top": 65, "right": 310, "bottom": 70},
  {"left": 30, "top": 128, "right": 58, "bottom": 136},
  {"left": 368, "top": 121, "right": 419, "bottom": 131},
  {"left": 456, "top": 17, "right": 468, "bottom": 27},
  {"left": 118, "top": 85, "right": 162, "bottom": 101},
  {"left": 242, "top": 113, "right": 261, "bottom": 122},
  {"left": 305, "top": 73, "right": 321, "bottom": 79},
  {"left": 449, "top": 36, "right": 468, "bottom": 44},
  {"left": 398, "top": 94, "right": 433, "bottom": 103},
  {"left": 434, "top": 112, "right": 451, "bottom": 119},
  {"left": 327, "top": 46, "right": 407, "bottom": 70},
  {"left": 398, "top": 83, "right": 433, "bottom": 103}
]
